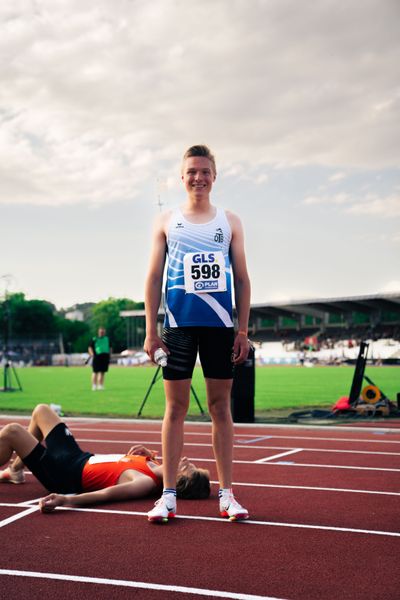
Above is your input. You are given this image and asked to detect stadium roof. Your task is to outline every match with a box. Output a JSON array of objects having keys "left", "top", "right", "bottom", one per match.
[
  {"left": 250, "top": 293, "right": 400, "bottom": 319},
  {"left": 120, "top": 293, "right": 400, "bottom": 320}
]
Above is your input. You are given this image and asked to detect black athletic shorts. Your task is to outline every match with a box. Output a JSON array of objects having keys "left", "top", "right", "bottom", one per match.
[
  {"left": 22, "top": 423, "right": 93, "bottom": 493},
  {"left": 92, "top": 353, "right": 110, "bottom": 373},
  {"left": 161, "top": 327, "right": 235, "bottom": 380}
]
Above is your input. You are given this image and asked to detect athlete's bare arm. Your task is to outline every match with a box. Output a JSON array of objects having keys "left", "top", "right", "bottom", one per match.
[
  {"left": 226, "top": 211, "right": 251, "bottom": 364},
  {"left": 39, "top": 476, "right": 158, "bottom": 512},
  {"left": 143, "top": 212, "right": 170, "bottom": 362}
]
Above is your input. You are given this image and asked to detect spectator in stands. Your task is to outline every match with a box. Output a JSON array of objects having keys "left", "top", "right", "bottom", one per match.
[{"left": 88, "top": 327, "right": 111, "bottom": 391}]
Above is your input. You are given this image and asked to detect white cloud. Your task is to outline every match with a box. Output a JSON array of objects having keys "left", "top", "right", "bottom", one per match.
[
  {"left": 329, "top": 172, "right": 346, "bottom": 182},
  {"left": 392, "top": 233, "right": 400, "bottom": 244},
  {"left": 303, "top": 193, "right": 350, "bottom": 206},
  {"left": 0, "top": 0, "right": 399, "bottom": 207},
  {"left": 303, "top": 192, "right": 400, "bottom": 218},
  {"left": 1, "top": 1, "right": 399, "bottom": 308},
  {"left": 346, "top": 194, "right": 400, "bottom": 218},
  {"left": 378, "top": 281, "right": 400, "bottom": 294},
  {"left": 221, "top": 165, "right": 245, "bottom": 178},
  {"left": 254, "top": 173, "right": 269, "bottom": 185}
]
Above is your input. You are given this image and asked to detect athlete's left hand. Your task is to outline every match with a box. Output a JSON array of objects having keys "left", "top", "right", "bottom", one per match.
[
  {"left": 232, "top": 333, "right": 250, "bottom": 365},
  {"left": 127, "top": 445, "right": 157, "bottom": 460},
  {"left": 39, "top": 493, "right": 66, "bottom": 513}
]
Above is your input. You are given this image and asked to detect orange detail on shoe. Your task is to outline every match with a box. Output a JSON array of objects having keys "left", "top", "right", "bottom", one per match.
[
  {"left": 229, "top": 513, "right": 249, "bottom": 521},
  {"left": 148, "top": 511, "right": 175, "bottom": 523}
]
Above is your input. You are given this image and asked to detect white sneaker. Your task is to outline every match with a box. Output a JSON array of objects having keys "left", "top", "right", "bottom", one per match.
[
  {"left": 0, "top": 467, "right": 25, "bottom": 484},
  {"left": 92, "top": 384, "right": 97, "bottom": 391},
  {"left": 219, "top": 491, "right": 249, "bottom": 521},
  {"left": 148, "top": 494, "right": 176, "bottom": 523},
  {"left": 98, "top": 385, "right": 104, "bottom": 391}
]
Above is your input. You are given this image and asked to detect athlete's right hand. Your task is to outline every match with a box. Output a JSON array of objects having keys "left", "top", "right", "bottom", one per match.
[
  {"left": 143, "top": 334, "right": 169, "bottom": 363},
  {"left": 39, "top": 493, "right": 66, "bottom": 513}
]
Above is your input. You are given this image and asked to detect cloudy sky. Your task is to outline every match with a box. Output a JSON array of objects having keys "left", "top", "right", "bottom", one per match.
[{"left": 1, "top": 0, "right": 399, "bottom": 309}]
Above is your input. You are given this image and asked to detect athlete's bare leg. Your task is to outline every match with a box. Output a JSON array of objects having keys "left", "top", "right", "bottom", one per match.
[
  {"left": 9, "top": 404, "right": 61, "bottom": 471},
  {"left": 92, "top": 372, "right": 97, "bottom": 388},
  {"left": 161, "top": 379, "right": 191, "bottom": 489},
  {"left": 206, "top": 378, "right": 234, "bottom": 489}
]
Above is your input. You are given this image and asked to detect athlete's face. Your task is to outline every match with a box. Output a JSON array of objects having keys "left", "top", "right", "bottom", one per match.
[{"left": 181, "top": 156, "right": 216, "bottom": 199}]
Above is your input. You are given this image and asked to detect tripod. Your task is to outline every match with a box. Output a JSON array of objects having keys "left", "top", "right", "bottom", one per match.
[
  {"left": 137, "top": 365, "right": 204, "bottom": 417},
  {"left": 0, "top": 358, "right": 23, "bottom": 392},
  {"left": 1, "top": 287, "right": 23, "bottom": 392}
]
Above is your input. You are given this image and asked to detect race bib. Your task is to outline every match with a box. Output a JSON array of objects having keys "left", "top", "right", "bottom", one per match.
[
  {"left": 183, "top": 251, "right": 227, "bottom": 294},
  {"left": 88, "top": 454, "right": 123, "bottom": 464}
]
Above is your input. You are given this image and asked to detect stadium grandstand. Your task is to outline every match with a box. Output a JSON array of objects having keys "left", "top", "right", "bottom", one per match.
[
  {"left": 120, "top": 293, "right": 400, "bottom": 364},
  {"left": 247, "top": 293, "right": 400, "bottom": 343}
]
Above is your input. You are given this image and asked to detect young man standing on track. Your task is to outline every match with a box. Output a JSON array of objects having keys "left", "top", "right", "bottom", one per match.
[{"left": 144, "top": 144, "right": 251, "bottom": 523}]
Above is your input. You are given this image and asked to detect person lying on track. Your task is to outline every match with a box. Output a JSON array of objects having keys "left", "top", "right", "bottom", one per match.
[{"left": 0, "top": 403, "right": 210, "bottom": 519}]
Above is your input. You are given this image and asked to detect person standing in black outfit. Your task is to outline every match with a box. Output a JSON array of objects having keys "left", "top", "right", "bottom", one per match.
[{"left": 88, "top": 327, "right": 111, "bottom": 390}]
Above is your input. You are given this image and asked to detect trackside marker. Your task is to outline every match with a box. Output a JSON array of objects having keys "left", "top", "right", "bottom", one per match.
[
  {"left": 0, "top": 569, "right": 289, "bottom": 600},
  {"left": 255, "top": 449, "right": 302, "bottom": 463}
]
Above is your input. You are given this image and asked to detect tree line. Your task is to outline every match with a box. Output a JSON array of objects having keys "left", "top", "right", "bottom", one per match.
[{"left": 0, "top": 293, "right": 144, "bottom": 354}]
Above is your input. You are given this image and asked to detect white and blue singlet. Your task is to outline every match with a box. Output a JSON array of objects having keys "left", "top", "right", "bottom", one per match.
[{"left": 164, "top": 207, "right": 233, "bottom": 328}]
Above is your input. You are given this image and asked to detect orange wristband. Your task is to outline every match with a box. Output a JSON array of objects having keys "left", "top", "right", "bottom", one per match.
[{"left": 238, "top": 330, "right": 248, "bottom": 336}]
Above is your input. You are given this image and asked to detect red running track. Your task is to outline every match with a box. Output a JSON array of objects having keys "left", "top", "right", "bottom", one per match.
[{"left": 0, "top": 416, "right": 399, "bottom": 600}]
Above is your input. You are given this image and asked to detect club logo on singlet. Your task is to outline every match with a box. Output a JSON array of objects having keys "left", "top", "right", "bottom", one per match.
[{"left": 214, "top": 227, "right": 224, "bottom": 243}]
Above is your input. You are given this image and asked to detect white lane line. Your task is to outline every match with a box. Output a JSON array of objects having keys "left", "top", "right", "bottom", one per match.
[
  {"left": 266, "top": 462, "right": 400, "bottom": 472},
  {"left": 213, "top": 482, "right": 400, "bottom": 496},
  {"left": 2, "top": 418, "right": 399, "bottom": 443},
  {"left": 0, "top": 503, "right": 398, "bottom": 536},
  {"left": 19, "top": 506, "right": 400, "bottom": 538},
  {"left": 250, "top": 447, "right": 400, "bottom": 457},
  {"left": 7, "top": 423, "right": 395, "bottom": 444},
  {"left": 237, "top": 436, "right": 272, "bottom": 444},
  {"left": 255, "top": 449, "right": 303, "bottom": 463},
  {"left": 2, "top": 477, "right": 399, "bottom": 513},
  {"left": 1, "top": 416, "right": 399, "bottom": 435},
  {"left": 17, "top": 496, "right": 45, "bottom": 506},
  {"left": 181, "top": 456, "right": 400, "bottom": 473},
  {"left": 74, "top": 438, "right": 400, "bottom": 456},
  {"left": 260, "top": 434, "right": 400, "bottom": 444},
  {"left": 0, "top": 505, "right": 38, "bottom": 528},
  {"left": 68, "top": 430, "right": 400, "bottom": 444},
  {"left": 0, "top": 569, "right": 288, "bottom": 600}
]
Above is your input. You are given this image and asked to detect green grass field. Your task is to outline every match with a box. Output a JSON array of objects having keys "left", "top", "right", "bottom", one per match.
[{"left": 0, "top": 365, "right": 398, "bottom": 420}]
